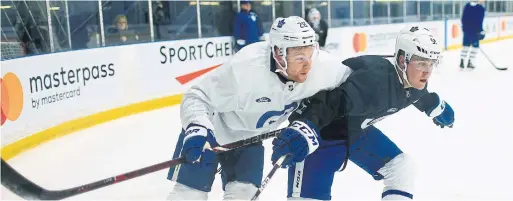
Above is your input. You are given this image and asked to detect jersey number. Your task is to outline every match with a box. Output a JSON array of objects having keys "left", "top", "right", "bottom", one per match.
[
  {"left": 298, "top": 22, "right": 308, "bottom": 28},
  {"left": 256, "top": 102, "right": 298, "bottom": 129}
]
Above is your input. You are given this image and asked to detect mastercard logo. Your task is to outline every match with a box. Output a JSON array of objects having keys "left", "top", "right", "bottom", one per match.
[
  {"left": 452, "top": 24, "right": 459, "bottom": 39},
  {"left": 502, "top": 20, "right": 506, "bottom": 31},
  {"left": 1, "top": 73, "right": 24, "bottom": 126},
  {"left": 353, "top": 33, "right": 367, "bottom": 53}
]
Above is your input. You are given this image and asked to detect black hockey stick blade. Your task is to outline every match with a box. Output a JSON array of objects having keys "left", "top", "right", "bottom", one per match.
[
  {"left": 479, "top": 47, "right": 508, "bottom": 70},
  {"left": 495, "top": 66, "right": 508, "bottom": 71},
  {"left": 1, "top": 159, "right": 47, "bottom": 200},
  {"left": 1, "top": 128, "right": 284, "bottom": 200}
]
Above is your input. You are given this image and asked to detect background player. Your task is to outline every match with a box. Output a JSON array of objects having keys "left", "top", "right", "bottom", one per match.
[
  {"left": 166, "top": 16, "right": 351, "bottom": 200},
  {"left": 271, "top": 26, "right": 455, "bottom": 200},
  {"left": 460, "top": 0, "right": 486, "bottom": 70},
  {"left": 306, "top": 8, "right": 329, "bottom": 49},
  {"left": 233, "top": 0, "right": 264, "bottom": 51}
]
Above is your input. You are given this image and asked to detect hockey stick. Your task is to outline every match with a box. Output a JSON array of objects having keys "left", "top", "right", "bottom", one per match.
[
  {"left": 1, "top": 128, "right": 284, "bottom": 200},
  {"left": 0, "top": 157, "right": 185, "bottom": 200},
  {"left": 479, "top": 47, "right": 508, "bottom": 70},
  {"left": 251, "top": 154, "right": 291, "bottom": 201}
]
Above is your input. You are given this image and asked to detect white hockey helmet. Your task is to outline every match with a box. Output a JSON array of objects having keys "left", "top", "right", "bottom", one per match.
[
  {"left": 394, "top": 25, "right": 442, "bottom": 85},
  {"left": 269, "top": 16, "right": 318, "bottom": 75}
]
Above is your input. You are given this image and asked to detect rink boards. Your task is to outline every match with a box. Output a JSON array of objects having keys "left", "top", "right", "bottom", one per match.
[
  {"left": 1, "top": 15, "right": 512, "bottom": 160},
  {"left": 324, "top": 15, "right": 513, "bottom": 58}
]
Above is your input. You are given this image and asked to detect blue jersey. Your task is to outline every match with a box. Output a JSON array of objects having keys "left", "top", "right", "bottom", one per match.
[
  {"left": 233, "top": 11, "right": 263, "bottom": 48},
  {"left": 289, "top": 55, "right": 439, "bottom": 144},
  {"left": 461, "top": 2, "right": 485, "bottom": 34}
]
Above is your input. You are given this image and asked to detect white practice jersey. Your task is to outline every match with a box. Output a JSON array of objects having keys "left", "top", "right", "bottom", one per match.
[{"left": 180, "top": 41, "right": 352, "bottom": 145}]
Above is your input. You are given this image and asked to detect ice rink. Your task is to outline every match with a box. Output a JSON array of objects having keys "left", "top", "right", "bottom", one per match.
[{"left": 2, "top": 39, "right": 513, "bottom": 200}]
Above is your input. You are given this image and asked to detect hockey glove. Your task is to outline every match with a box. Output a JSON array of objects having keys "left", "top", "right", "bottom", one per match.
[
  {"left": 271, "top": 120, "right": 320, "bottom": 168},
  {"left": 236, "top": 39, "right": 246, "bottom": 46},
  {"left": 181, "top": 123, "right": 215, "bottom": 163},
  {"left": 425, "top": 96, "right": 454, "bottom": 128},
  {"left": 478, "top": 31, "right": 486, "bottom": 40}
]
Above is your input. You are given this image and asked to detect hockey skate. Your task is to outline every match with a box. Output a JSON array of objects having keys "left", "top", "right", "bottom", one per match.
[
  {"left": 467, "top": 60, "right": 476, "bottom": 70},
  {"left": 459, "top": 59, "right": 465, "bottom": 70}
]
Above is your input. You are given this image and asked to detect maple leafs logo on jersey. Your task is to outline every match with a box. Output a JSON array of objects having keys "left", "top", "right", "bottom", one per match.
[{"left": 277, "top": 19, "right": 286, "bottom": 28}]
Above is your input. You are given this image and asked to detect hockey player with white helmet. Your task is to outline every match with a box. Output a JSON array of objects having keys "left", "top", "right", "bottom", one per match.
[
  {"left": 271, "top": 25, "right": 455, "bottom": 200},
  {"left": 166, "top": 16, "right": 352, "bottom": 200}
]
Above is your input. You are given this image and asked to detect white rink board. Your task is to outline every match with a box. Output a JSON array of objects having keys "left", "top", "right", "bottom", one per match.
[
  {"left": 483, "top": 17, "right": 500, "bottom": 40},
  {"left": 446, "top": 19, "right": 464, "bottom": 48},
  {"left": 324, "top": 21, "right": 445, "bottom": 59},
  {"left": 499, "top": 16, "right": 513, "bottom": 37},
  {"left": 0, "top": 37, "right": 234, "bottom": 146}
]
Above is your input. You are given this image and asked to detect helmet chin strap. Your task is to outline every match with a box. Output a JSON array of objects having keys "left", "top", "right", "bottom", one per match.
[
  {"left": 395, "top": 57, "right": 413, "bottom": 88},
  {"left": 401, "top": 60, "right": 413, "bottom": 88},
  {"left": 272, "top": 48, "right": 290, "bottom": 77}
]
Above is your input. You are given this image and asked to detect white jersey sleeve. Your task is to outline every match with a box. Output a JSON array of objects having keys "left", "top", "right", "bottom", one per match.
[{"left": 180, "top": 63, "right": 239, "bottom": 131}]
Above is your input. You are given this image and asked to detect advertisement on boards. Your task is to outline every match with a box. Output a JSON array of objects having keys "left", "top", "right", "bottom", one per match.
[
  {"left": 135, "top": 36, "right": 234, "bottom": 98},
  {"left": 499, "top": 16, "right": 513, "bottom": 37},
  {"left": 445, "top": 19, "right": 463, "bottom": 49},
  {"left": 324, "top": 21, "right": 444, "bottom": 59},
  {"left": 324, "top": 23, "right": 400, "bottom": 59},
  {"left": 0, "top": 36, "right": 235, "bottom": 146},
  {"left": 1, "top": 52, "right": 121, "bottom": 145}
]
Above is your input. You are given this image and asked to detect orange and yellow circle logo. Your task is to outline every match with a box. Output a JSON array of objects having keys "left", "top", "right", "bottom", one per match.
[
  {"left": 452, "top": 24, "right": 459, "bottom": 39},
  {"left": 1, "top": 72, "right": 24, "bottom": 126},
  {"left": 502, "top": 20, "right": 506, "bottom": 31},
  {"left": 353, "top": 33, "right": 367, "bottom": 53}
]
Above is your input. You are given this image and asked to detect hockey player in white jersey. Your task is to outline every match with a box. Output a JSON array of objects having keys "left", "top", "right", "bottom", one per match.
[{"left": 166, "top": 16, "right": 351, "bottom": 200}]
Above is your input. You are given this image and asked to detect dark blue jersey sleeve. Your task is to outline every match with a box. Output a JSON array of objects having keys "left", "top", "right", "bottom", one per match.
[
  {"left": 233, "top": 13, "right": 244, "bottom": 40},
  {"left": 290, "top": 57, "right": 389, "bottom": 130},
  {"left": 413, "top": 91, "right": 441, "bottom": 113}
]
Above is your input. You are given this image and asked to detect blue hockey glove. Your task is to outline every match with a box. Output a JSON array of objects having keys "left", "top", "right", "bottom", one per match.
[
  {"left": 425, "top": 97, "right": 454, "bottom": 128},
  {"left": 181, "top": 124, "right": 215, "bottom": 163},
  {"left": 271, "top": 120, "right": 320, "bottom": 168},
  {"left": 478, "top": 31, "right": 486, "bottom": 40}
]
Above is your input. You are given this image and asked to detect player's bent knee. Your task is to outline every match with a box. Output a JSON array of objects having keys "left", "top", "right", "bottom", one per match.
[
  {"left": 223, "top": 181, "right": 258, "bottom": 200},
  {"left": 167, "top": 182, "right": 208, "bottom": 200},
  {"left": 377, "top": 153, "right": 416, "bottom": 200}
]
